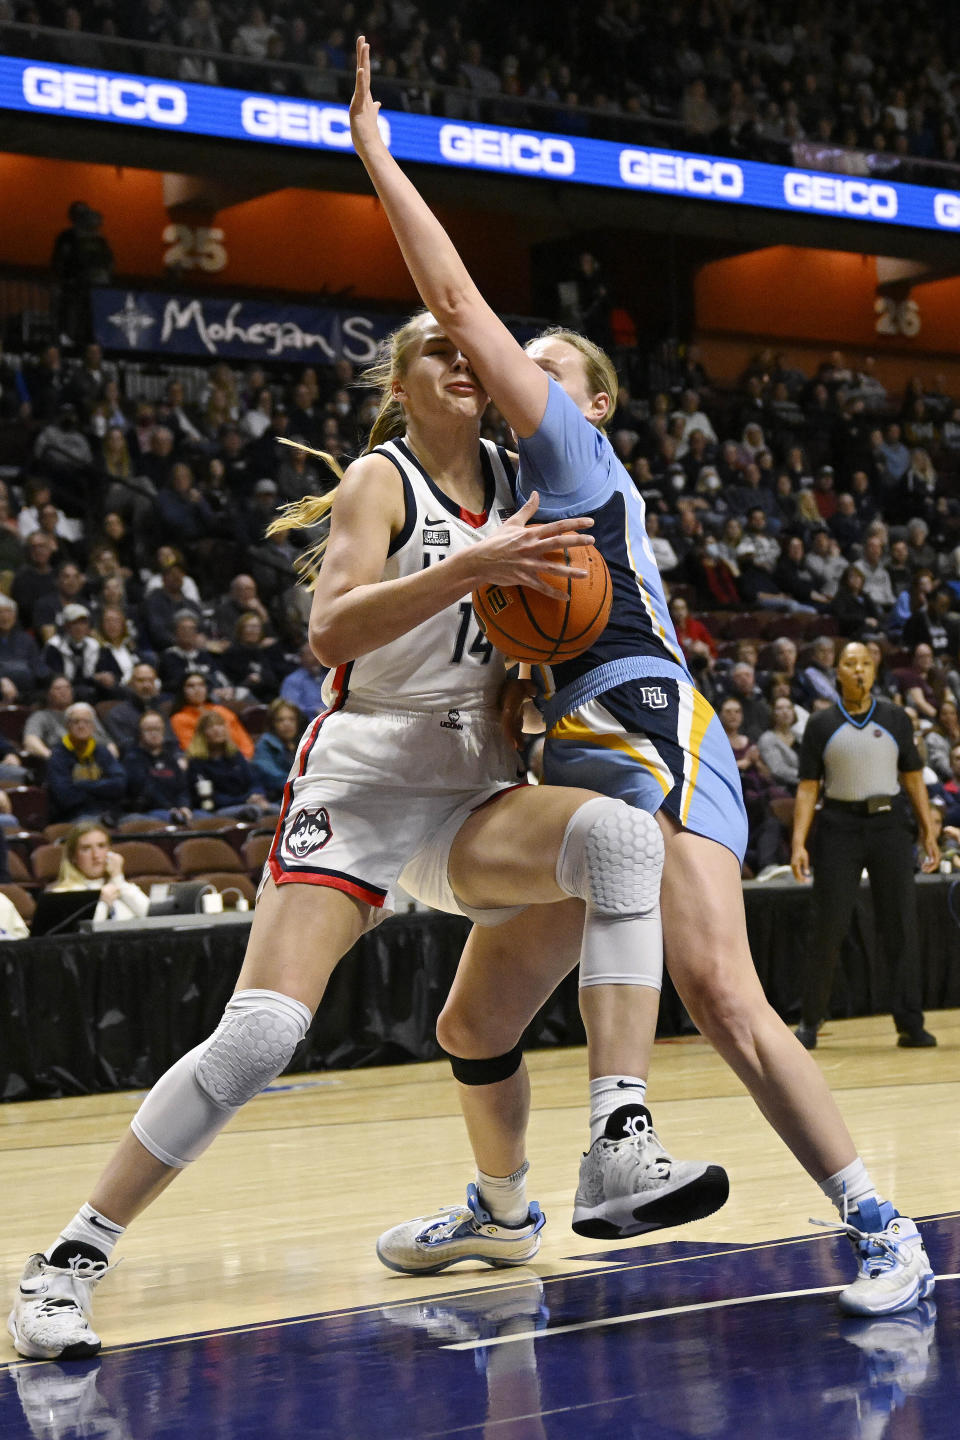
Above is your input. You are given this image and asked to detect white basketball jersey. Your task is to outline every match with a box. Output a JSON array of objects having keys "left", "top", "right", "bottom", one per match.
[{"left": 318, "top": 437, "right": 518, "bottom": 714}]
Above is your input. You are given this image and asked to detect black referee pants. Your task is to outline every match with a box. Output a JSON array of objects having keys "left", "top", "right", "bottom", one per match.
[{"left": 803, "top": 804, "right": 925, "bottom": 1035}]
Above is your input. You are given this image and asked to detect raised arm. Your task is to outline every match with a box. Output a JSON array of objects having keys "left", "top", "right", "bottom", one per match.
[{"left": 349, "top": 37, "right": 549, "bottom": 438}]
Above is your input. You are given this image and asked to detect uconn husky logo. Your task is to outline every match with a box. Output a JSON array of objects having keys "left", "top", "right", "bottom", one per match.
[
  {"left": 284, "top": 807, "right": 332, "bottom": 859},
  {"left": 638, "top": 685, "right": 669, "bottom": 710}
]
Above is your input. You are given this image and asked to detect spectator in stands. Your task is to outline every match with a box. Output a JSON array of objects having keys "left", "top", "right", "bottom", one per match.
[
  {"left": 895, "top": 642, "right": 941, "bottom": 721},
  {"left": 252, "top": 699, "right": 304, "bottom": 802},
  {"left": 46, "top": 703, "right": 126, "bottom": 823},
  {"left": 154, "top": 462, "right": 217, "bottom": 550},
  {"left": 41, "top": 604, "right": 103, "bottom": 702},
  {"left": 33, "top": 404, "right": 94, "bottom": 513},
  {"left": 186, "top": 710, "right": 272, "bottom": 820},
  {"left": 24, "top": 345, "right": 65, "bottom": 424},
  {"left": 212, "top": 573, "right": 274, "bottom": 644},
  {"left": 902, "top": 583, "right": 960, "bottom": 665},
  {"left": 140, "top": 556, "right": 203, "bottom": 652},
  {"left": 830, "top": 564, "right": 881, "bottom": 638},
  {"left": 723, "top": 662, "right": 772, "bottom": 741},
  {"left": 885, "top": 538, "right": 912, "bottom": 598},
  {"left": 158, "top": 612, "right": 227, "bottom": 697},
  {"left": 924, "top": 696, "right": 960, "bottom": 782},
  {"left": 799, "top": 636, "right": 839, "bottom": 706},
  {"left": 242, "top": 477, "right": 281, "bottom": 545},
  {"left": 852, "top": 533, "right": 896, "bottom": 611},
  {"left": 94, "top": 606, "right": 144, "bottom": 690},
  {"left": 737, "top": 508, "right": 780, "bottom": 571},
  {"left": 124, "top": 711, "right": 192, "bottom": 823},
  {"left": 220, "top": 613, "right": 285, "bottom": 702},
  {"left": 50, "top": 201, "right": 114, "bottom": 344},
  {"left": 0, "top": 595, "right": 46, "bottom": 701},
  {"left": 890, "top": 568, "right": 936, "bottom": 638},
  {"left": 774, "top": 535, "right": 830, "bottom": 610},
  {"left": 22, "top": 676, "right": 104, "bottom": 760},
  {"left": 279, "top": 641, "right": 323, "bottom": 716},
  {"left": 104, "top": 663, "right": 170, "bottom": 751},
  {"left": 47, "top": 822, "right": 148, "bottom": 922},
  {"left": 67, "top": 343, "right": 112, "bottom": 418},
  {"left": 668, "top": 595, "right": 717, "bottom": 663},
  {"left": 11, "top": 531, "right": 58, "bottom": 631},
  {"left": 170, "top": 671, "right": 254, "bottom": 758},
  {"left": 805, "top": 529, "right": 846, "bottom": 599},
  {"left": 758, "top": 696, "right": 802, "bottom": 791},
  {"left": 717, "top": 695, "right": 783, "bottom": 876},
  {"left": 33, "top": 561, "right": 88, "bottom": 643}
]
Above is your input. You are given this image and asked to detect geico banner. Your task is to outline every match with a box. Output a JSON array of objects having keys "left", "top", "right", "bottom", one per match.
[
  {"left": 4, "top": 55, "right": 960, "bottom": 234},
  {"left": 92, "top": 288, "right": 396, "bottom": 362}
]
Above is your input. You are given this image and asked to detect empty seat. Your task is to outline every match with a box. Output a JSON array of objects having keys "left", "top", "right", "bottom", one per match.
[
  {"left": 113, "top": 842, "right": 177, "bottom": 879},
  {"left": 0, "top": 707, "right": 30, "bottom": 745},
  {"left": 30, "top": 843, "right": 64, "bottom": 885},
  {"left": 6, "top": 850, "right": 33, "bottom": 886},
  {"left": 241, "top": 834, "right": 272, "bottom": 875},
  {"left": 197, "top": 872, "right": 257, "bottom": 906},
  {"left": 174, "top": 838, "right": 245, "bottom": 877},
  {"left": 8, "top": 788, "right": 48, "bottom": 832}
]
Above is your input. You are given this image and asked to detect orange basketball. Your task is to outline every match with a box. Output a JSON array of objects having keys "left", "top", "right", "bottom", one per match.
[{"left": 472, "top": 545, "right": 612, "bottom": 664}]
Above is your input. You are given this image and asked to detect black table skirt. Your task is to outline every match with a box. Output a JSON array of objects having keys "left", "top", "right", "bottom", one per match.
[{"left": 3, "top": 877, "right": 959, "bottom": 1101}]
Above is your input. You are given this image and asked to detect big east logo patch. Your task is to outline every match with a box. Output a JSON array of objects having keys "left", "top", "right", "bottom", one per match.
[{"left": 283, "top": 807, "right": 332, "bottom": 859}]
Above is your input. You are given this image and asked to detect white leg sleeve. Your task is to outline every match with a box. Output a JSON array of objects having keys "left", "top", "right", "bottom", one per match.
[
  {"left": 556, "top": 797, "right": 664, "bottom": 991},
  {"left": 131, "top": 989, "right": 312, "bottom": 1168}
]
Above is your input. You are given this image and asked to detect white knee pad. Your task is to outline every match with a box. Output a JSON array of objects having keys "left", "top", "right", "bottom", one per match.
[
  {"left": 131, "top": 989, "right": 311, "bottom": 1168},
  {"left": 556, "top": 797, "right": 664, "bottom": 991}
]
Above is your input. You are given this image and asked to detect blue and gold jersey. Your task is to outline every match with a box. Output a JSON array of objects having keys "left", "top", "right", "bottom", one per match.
[{"left": 514, "top": 379, "right": 688, "bottom": 717}]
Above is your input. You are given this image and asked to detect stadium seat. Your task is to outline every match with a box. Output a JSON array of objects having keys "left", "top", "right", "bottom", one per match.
[
  {"left": 115, "top": 816, "right": 169, "bottom": 834},
  {"left": 6, "top": 850, "right": 33, "bottom": 887},
  {"left": 0, "top": 707, "right": 30, "bottom": 744},
  {"left": 241, "top": 834, "right": 272, "bottom": 875},
  {"left": 8, "top": 788, "right": 48, "bottom": 832},
  {"left": 30, "top": 843, "right": 64, "bottom": 886},
  {"left": 239, "top": 704, "right": 269, "bottom": 737},
  {"left": 42, "top": 823, "right": 73, "bottom": 842},
  {"left": 174, "top": 838, "right": 245, "bottom": 877},
  {"left": 0, "top": 883, "right": 36, "bottom": 924},
  {"left": 113, "top": 842, "right": 177, "bottom": 879}
]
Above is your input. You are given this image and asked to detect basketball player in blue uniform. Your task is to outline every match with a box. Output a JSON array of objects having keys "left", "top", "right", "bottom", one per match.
[{"left": 351, "top": 36, "right": 934, "bottom": 1315}]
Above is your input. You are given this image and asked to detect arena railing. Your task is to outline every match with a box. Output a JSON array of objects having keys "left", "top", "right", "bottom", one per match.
[{"left": 4, "top": 21, "right": 960, "bottom": 190}]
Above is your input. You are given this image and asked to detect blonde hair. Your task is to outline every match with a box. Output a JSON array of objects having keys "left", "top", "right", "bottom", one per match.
[
  {"left": 50, "top": 821, "right": 110, "bottom": 892},
  {"left": 267, "top": 311, "right": 433, "bottom": 584},
  {"left": 527, "top": 326, "right": 619, "bottom": 428},
  {"left": 187, "top": 708, "right": 237, "bottom": 760}
]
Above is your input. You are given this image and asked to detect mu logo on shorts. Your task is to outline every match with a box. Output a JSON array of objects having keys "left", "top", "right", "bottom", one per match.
[
  {"left": 283, "top": 807, "right": 332, "bottom": 860},
  {"left": 638, "top": 685, "right": 669, "bottom": 710}
]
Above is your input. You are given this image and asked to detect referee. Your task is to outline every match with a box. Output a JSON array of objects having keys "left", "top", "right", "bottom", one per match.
[{"left": 790, "top": 640, "right": 940, "bottom": 1049}]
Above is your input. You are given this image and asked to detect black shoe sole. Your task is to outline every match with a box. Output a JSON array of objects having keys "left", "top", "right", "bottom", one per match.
[
  {"left": 572, "top": 1165, "right": 730, "bottom": 1240},
  {"left": 59, "top": 1339, "right": 101, "bottom": 1359}
]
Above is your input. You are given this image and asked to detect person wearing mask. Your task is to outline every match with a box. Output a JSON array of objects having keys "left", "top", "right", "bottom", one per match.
[
  {"left": 47, "top": 822, "right": 148, "bottom": 923},
  {"left": 123, "top": 712, "right": 192, "bottom": 824},
  {"left": 791, "top": 641, "right": 939, "bottom": 1050}
]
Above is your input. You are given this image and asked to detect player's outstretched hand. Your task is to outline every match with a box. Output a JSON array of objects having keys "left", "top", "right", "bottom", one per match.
[
  {"left": 469, "top": 491, "right": 594, "bottom": 598},
  {"left": 350, "top": 35, "right": 383, "bottom": 155}
]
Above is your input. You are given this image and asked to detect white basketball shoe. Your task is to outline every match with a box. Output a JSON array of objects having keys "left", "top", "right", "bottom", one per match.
[
  {"left": 832, "top": 1199, "right": 935, "bottom": 1317},
  {"left": 8, "top": 1243, "right": 108, "bottom": 1360},
  {"left": 572, "top": 1104, "right": 729, "bottom": 1239},
  {"left": 376, "top": 1184, "right": 545, "bottom": 1275}
]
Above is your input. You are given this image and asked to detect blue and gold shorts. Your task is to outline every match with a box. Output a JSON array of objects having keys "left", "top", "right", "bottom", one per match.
[{"left": 543, "top": 677, "right": 748, "bottom": 864}]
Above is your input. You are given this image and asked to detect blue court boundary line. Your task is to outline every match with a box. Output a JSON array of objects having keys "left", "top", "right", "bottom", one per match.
[{"left": 4, "top": 1213, "right": 956, "bottom": 1372}]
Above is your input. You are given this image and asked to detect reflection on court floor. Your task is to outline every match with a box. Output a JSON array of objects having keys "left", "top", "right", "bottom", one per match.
[{"left": 2, "top": 1215, "right": 957, "bottom": 1439}]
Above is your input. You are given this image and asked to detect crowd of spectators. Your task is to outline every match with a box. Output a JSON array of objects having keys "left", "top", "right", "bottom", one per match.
[
  {"left": 3, "top": 318, "right": 960, "bottom": 875},
  {"left": 2, "top": 1, "right": 959, "bottom": 181}
]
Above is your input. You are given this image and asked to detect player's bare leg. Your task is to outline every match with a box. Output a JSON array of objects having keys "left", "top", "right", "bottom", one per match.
[{"left": 9, "top": 882, "right": 368, "bottom": 1359}]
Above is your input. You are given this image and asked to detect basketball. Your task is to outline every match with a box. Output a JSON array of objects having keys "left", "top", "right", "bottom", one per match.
[{"left": 472, "top": 545, "right": 613, "bottom": 664}]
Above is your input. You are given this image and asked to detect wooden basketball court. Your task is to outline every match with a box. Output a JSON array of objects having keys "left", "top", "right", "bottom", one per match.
[{"left": 1, "top": 1011, "right": 958, "bottom": 1437}]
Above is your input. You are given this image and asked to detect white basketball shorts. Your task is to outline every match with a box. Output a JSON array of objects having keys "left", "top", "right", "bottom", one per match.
[{"left": 266, "top": 703, "right": 527, "bottom": 929}]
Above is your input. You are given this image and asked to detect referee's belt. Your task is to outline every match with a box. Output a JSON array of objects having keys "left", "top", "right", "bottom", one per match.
[{"left": 822, "top": 795, "right": 898, "bottom": 816}]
